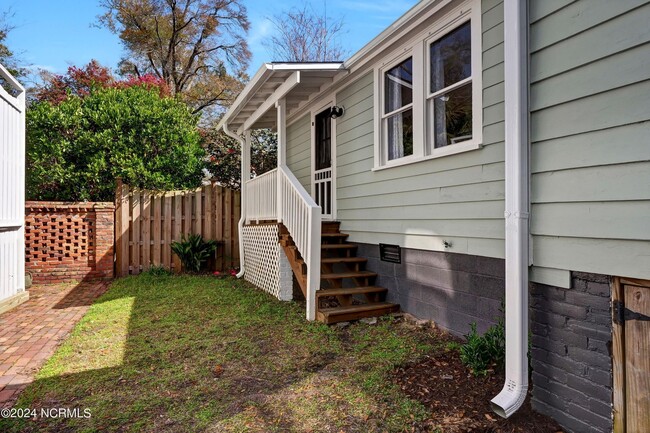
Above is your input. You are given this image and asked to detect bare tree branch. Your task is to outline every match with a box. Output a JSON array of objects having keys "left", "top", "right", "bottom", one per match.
[
  {"left": 98, "top": 0, "right": 250, "bottom": 118},
  {"left": 265, "top": 4, "right": 348, "bottom": 62}
]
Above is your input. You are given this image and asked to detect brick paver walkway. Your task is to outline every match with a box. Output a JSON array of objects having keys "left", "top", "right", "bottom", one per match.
[{"left": 0, "top": 281, "right": 110, "bottom": 407}]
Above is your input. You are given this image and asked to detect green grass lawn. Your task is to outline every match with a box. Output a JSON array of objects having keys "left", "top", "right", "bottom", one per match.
[{"left": 0, "top": 275, "right": 442, "bottom": 433}]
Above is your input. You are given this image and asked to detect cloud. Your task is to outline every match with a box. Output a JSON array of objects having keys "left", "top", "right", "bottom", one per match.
[
  {"left": 247, "top": 15, "right": 275, "bottom": 69},
  {"left": 249, "top": 17, "right": 273, "bottom": 46}
]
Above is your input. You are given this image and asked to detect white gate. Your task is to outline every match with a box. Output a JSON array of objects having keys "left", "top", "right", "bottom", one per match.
[{"left": 0, "top": 63, "right": 26, "bottom": 308}]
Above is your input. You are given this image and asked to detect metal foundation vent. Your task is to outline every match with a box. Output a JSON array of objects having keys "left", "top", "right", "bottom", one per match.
[{"left": 379, "top": 243, "right": 401, "bottom": 264}]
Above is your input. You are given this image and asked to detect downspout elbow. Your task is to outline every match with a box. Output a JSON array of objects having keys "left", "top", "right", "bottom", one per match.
[
  {"left": 491, "top": 380, "right": 528, "bottom": 418},
  {"left": 222, "top": 123, "right": 246, "bottom": 279}
]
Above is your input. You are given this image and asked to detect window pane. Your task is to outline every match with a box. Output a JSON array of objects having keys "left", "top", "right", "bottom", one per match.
[
  {"left": 430, "top": 21, "right": 471, "bottom": 93},
  {"left": 386, "top": 108, "right": 413, "bottom": 160},
  {"left": 433, "top": 83, "right": 472, "bottom": 148},
  {"left": 384, "top": 57, "right": 413, "bottom": 113}
]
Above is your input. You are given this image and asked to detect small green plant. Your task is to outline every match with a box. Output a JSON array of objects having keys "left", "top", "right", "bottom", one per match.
[
  {"left": 170, "top": 234, "right": 219, "bottom": 273},
  {"left": 445, "top": 341, "right": 462, "bottom": 351},
  {"left": 459, "top": 318, "right": 505, "bottom": 376},
  {"left": 143, "top": 265, "right": 172, "bottom": 276}
]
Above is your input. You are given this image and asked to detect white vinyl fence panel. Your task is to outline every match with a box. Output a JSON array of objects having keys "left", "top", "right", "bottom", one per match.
[{"left": 0, "top": 63, "right": 26, "bottom": 302}]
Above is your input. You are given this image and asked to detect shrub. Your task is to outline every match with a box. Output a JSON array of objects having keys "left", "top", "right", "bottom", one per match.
[
  {"left": 459, "top": 319, "right": 505, "bottom": 376},
  {"left": 26, "top": 85, "right": 205, "bottom": 201},
  {"left": 170, "top": 234, "right": 219, "bottom": 273}
]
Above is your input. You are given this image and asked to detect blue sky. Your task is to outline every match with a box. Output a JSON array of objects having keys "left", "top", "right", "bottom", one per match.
[{"left": 5, "top": 0, "right": 417, "bottom": 83}]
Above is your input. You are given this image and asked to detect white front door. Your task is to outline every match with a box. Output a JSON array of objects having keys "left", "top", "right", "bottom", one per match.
[{"left": 313, "top": 107, "right": 335, "bottom": 220}]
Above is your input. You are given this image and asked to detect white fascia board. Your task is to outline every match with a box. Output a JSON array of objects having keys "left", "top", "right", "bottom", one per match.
[
  {"left": 240, "top": 71, "right": 301, "bottom": 134},
  {"left": 267, "top": 63, "right": 345, "bottom": 71},
  {"left": 217, "top": 63, "right": 273, "bottom": 130},
  {"left": 218, "top": 62, "right": 345, "bottom": 131},
  {"left": 0, "top": 62, "right": 25, "bottom": 92}
]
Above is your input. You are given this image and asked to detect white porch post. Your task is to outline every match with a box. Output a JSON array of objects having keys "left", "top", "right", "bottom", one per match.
[
  {"left": 276, "top": 98, "right": 287, "bottom": 167},
  {"left": 276, "top": 98, "right": 287, "bottom": 222}
]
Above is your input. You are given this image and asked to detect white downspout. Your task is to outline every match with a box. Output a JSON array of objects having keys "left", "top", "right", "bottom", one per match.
[
  {"left": 223, "top": 123, "right": 249, "bottom": 278},
  {"left": 491, "top": 0, "right": 530, "bottom": 418}
]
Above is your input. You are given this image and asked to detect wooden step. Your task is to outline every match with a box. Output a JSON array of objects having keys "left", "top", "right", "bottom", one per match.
[
  {"left": 322, "top": 221, "right": 341, "bottom": 233},
  {"left": 321, "top": 257, "right": 367, "bottom": 265},
  {"left": 322, "top": 232, "right": 349, "bottom": 240},
  {"left": 317, "top": 302, "right": 400, "bottom": 324},
  {"left": 316, "top": 286, "right": 387, "bottom": 298},
  {"left": 321, "top": 243, "right": 357, "bottom": 250},
  {"left": 321, "top": 271, "right": 377, "bottom": 280}
]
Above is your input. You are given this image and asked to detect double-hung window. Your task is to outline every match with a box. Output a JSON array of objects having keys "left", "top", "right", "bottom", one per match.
[
  {"left": 374, "top": 0, "right": 481, "bottom": 169},
  {"left": 382, "top": 57, "right": 414, "bottom": 161},
  {"left": 427, "top": 21, "right": 473, "bottom": 148}
]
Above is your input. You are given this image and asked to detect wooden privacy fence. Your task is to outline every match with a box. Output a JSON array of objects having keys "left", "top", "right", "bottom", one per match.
[{"left": 114, "top": 179, "right": 240, "bottom": 276}]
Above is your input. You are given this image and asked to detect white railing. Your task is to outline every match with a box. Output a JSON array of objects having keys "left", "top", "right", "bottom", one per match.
[
  {"left": 278, "top": 166, "right": 321, "bottom": 321},
  {"left": 243, "top": 165, "right": 322, "bottom": 320},
  {"left": 314, "top": 167, "right": 333, "bottom": 219},
  {"left": 245, "top": 168, "right": 278, "bottom": 223}
]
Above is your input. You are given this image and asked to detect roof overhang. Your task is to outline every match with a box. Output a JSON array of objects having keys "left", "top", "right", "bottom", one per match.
[{"left": 218, "top": 62, "right": 347, "bottom": 135}]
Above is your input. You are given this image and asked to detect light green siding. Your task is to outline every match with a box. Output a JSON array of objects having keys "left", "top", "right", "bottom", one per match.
[
  {"left": 286, "top": 114, "right": 311, "bottom": 192},
  {"left": 530, "top": 1, "right": 650, "bottom": 280},
  {"left": 334, "top": 1, "right": 506, "bottom": 258}
]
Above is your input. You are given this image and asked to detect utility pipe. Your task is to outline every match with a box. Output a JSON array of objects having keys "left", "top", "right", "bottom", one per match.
[
  {"left": 491, "top": 0, "right": 530, "bottom": 418},
  {"left": 222, "top": 123, "right": 249, "bottom": 279}
]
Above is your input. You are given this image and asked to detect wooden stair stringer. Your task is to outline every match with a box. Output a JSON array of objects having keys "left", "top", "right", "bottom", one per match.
[{"left": 279, "top": 225, "right": 307, "bottom": 298}]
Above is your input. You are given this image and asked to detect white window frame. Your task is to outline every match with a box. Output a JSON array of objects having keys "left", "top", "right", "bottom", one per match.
[
  {"left": 377, "top": 52, "right": 422, "bottom": 166},
  {"left": 372, "top": 0, "right": 482, "bottom": 170}
]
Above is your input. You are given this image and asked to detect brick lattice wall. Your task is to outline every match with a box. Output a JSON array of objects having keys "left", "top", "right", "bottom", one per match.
[
  {"left": 25, "top": 202, "right": 115, "bottom": 284},
  {"left": 530, "top": 272, "right": 613, "bottom": 433}
]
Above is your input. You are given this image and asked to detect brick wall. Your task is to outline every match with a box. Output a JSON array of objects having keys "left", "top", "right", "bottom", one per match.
[
  {"left": 25, "top": 202, "right": 115, "bottom": 284},
  {"left": 357, "top": 244, "right": 505, "bottom": 336},
  {"left": 530, "top": 272, "right": 613, "bottom": 433}
]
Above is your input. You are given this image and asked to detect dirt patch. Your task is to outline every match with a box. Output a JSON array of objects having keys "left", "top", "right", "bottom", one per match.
[{"left": 393, "top": 348, "right": 564, "bottom": 433}]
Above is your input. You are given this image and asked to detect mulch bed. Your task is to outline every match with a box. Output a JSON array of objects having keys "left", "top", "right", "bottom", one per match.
[{"left": 393, "top": 347, "right": 564, "bottom": 433}]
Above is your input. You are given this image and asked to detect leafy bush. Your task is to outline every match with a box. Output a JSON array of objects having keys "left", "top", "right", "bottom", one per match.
[
  {"left": 170, "top": 234, "right": 219, "bottom": 273},
  {"left": 459, "top": 319, "right": 505, "bottom": 376},
  {"left": 26, "top": 85, "right": 205, "bottom": 201}
]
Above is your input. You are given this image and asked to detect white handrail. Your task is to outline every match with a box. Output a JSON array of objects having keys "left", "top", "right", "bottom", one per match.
[
  {"left": 278, "top": 166, "right": 321, "bottom": 321},
  {"left": 245, "top": 168, "right": 278, "bottom": 223}
]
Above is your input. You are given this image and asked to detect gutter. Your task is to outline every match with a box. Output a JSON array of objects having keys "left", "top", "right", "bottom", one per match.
[
  {"left": 222, "top": 123, "right": 247, "bottom": 279},
  {"left": 490, "top": 0, "right": 530, "bottom": 418}
]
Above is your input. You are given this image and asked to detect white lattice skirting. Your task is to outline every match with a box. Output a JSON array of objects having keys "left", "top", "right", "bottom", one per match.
[{"left": 241, "top": 223, "right": 293, "bottom": 301}]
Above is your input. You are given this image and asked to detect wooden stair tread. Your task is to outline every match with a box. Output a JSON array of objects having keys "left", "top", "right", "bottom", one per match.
[
  {"left": 317, "top": 286, "right": 387, "bottom": 297},
  {"left": 321, "top": 243, "right": 357, "bottom": 249},
  {"left": 317, "top": 302, "right": 400, "bottom": 323},
  {"left": 321, "top": 257, "right": 367, "bottom": 264},
  {"left": 321, "top": 271, "right": 377, "bottom": 279},
  {"left": 321, "top": 232, "right": 349, "bottom": 238}
]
